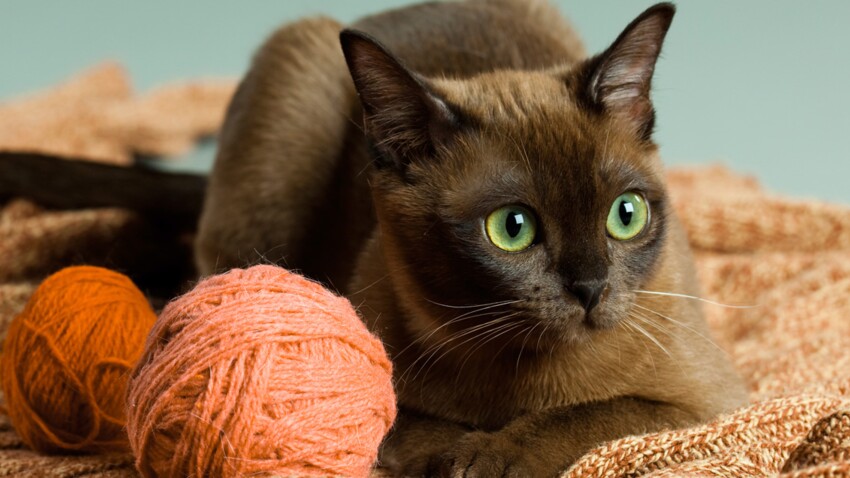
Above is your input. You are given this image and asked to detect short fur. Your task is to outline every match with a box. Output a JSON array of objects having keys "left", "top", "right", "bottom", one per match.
[{"left": 196, "top": 1, "right": 747, "bottom": 476}]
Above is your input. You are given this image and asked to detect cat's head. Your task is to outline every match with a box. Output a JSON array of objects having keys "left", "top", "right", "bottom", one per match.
[{"left": 342, "top": 4, "right": 676, "bottom": 350}]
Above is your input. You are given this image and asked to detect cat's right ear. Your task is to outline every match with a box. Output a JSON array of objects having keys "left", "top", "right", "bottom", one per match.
[
  {"left": 340, "top": 30, "right": 459, "bottom": 170},
  {"left": 578, "top": 3, "right": 675, "bottom": 141}
]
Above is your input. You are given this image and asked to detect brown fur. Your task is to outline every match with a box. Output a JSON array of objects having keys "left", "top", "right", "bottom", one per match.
[
  {"left": 196, "top": 1, "right": 747, "bottom": 476},
  {"left": 195, "top": 16, "right": 372, "bottom": 288}
]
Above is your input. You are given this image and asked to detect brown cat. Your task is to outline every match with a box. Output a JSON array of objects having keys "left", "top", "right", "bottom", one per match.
[{"left": 196, "top": 1, "right": 748, "bottom": 476}]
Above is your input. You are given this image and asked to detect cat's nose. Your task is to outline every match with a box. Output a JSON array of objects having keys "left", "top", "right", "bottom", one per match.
[{"left": 567, "top": 279, "right": 607, "bottom": 312}]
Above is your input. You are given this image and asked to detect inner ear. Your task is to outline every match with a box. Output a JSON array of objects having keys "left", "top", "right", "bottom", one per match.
[
  {"left": 581, "top": 3, "right": 675, "bottom": 140},
  {"left": 340, "top": 29, "right": 459, "bottom": 169}
]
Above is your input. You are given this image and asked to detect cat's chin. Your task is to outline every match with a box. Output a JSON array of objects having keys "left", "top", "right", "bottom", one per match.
[{"left": 525, "top": 311, "right": 623, "bottom": 350}]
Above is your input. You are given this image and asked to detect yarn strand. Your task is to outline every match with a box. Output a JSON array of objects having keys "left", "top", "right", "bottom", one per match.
[
  {"left": 125, "top": 265, "right": 396, "bottom": 478},
  {"left": 0, "top": 266, "right": 157, "bottom": 453}
]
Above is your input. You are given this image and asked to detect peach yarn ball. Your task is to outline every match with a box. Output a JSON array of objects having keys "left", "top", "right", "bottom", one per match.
[
  {"left": 0, "top": 266, "right": 157, "bottom": 453},
  {"left": 126, "top": 265, "right": 397, "bottom": 478}
]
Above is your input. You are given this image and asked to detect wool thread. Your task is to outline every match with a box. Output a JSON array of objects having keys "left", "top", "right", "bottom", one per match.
[
  {"left": 125, "top": 265, "right": 396, "bottom": 478},
  {"left": 0, "top": 266, "right": 156, "bottom": 453}
]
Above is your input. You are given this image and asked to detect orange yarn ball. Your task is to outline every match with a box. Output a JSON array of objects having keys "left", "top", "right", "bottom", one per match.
[
  {"left": 126, "top": 265, "right": 396, "bottom": 478},
  {"left": 0, "top": 266, "right": 157, "bottom": 453}
]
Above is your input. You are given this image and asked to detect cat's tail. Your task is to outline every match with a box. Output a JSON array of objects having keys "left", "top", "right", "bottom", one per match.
[
  {"left": 0, "top": 152, "right": 206, "bottom": 229},
  {"left": 0, "top": 152, "right": 206, "bottom": 300}
]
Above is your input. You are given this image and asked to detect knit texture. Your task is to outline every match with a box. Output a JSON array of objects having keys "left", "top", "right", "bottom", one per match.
[
  {"left": 0, "top": 63, "right": 235, "bottom": 165},
  {"left": 126, "top": 265, "right": 396, "bottom": 478}
]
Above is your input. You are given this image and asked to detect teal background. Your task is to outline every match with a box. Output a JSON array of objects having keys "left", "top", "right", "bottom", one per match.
[{"left": 2, "top": 1, "right": 849, "bottom": 202}]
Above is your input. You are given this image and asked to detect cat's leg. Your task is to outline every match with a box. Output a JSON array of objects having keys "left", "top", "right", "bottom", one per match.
[
  {"left": 196, "top": 16, "right": 364, "bottom": 286},
  {"left": 434, "top": 397, "right": 697, "bottom": 478},
  {"left": 379, "top": 409, "right": 472, "bottom": 477}
]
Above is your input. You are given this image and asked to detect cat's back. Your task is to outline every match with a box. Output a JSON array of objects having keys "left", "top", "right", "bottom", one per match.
[
  {"left": 352, "top": 0, "right": 586, "bottom": 77},
  {"left": 196, "top": 0, "right": 586, "bottom": 285}
]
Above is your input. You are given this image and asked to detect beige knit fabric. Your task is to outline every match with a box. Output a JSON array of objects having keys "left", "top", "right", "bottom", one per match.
[
  {"left": 0, "top": 67, "right": 848, "bottom": 476},
  {"left": 0, "top": 63, "right": 235, "bottom": 165}
]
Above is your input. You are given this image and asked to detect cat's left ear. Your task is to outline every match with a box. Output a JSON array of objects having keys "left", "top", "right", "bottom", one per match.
[
  {"left": 581, "top": 3, "right": 675, "bottom": 140},
  {"left": 341, "top": 29, "right": 459, "bottom": 170}
]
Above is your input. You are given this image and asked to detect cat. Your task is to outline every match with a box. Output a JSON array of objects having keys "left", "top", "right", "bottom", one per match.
[{"left": 195, "top": 1, "right": 748, "bottom": 476}]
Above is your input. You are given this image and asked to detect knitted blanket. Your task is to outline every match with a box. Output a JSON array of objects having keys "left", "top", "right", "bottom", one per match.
[{"left": 1, "top": 66, "right": 848, "bottom": 477}]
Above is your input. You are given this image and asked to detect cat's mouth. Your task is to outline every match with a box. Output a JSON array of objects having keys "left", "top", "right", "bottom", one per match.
[
  {"left": 541, "top": 297, "right": 644, "bottom": 352},
  {"left": 408, "top": 293, "right": 626, "bottom": 357},
  {"left": 473, "top": 305, "right": 617, "bottom": 353},
  {"left": 506, "top": 294, "right": 623, "bottom": 342}
]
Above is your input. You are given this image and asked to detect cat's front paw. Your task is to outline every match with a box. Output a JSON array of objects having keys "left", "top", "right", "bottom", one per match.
[{"left": 435, "top": 431, "right": 547, "bottom": 478}]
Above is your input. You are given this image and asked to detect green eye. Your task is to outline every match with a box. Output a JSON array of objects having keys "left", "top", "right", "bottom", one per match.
[
  {"left": 485, "top": 205, "right": 537, "bottom": 252},
  {"left": 607, "top": 192, "right": 649, "bottom": 240}
]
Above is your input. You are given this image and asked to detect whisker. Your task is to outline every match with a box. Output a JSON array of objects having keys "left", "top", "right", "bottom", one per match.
[
  {"left": 425, "top": 313, "right": 517, "bottom": 355},
  {"left": 623, "top": 316, "right": 672, "bottom": 359},
  {"left": 631, "top": 303, "right": 725, "bottom": 352},
  {"left": 432, "top": 301, "right": 522, "bottom": 327},
  {"left": 627, "top": 312, "right": 690, "bottom": 377},
  {"left": 548, "top": 324, "right": 558, "bottom": 363},
  {"left": 424, "top": 298, "right": 523, "bottom": 310},
  {"left": 618, "top": 320, "right": 657, "bottom": 378},
  {"left": 628, "top": 310, "right": 677, "bottom": 339},
  {"left": 633, "top": 290, "right": 756, "bottom": 309},
  {"left": 415, "top": 314, "right": 523, "bottom": 384},
  {"left": 461, "top": 317, "right": 526, "bottom": 361},
  {"left": 349, "top": 263, "right": 412, "bottom": 296},
  {"left": 400, "top": 312, "right": 520, "bottom": 384},
  {"left": 455, "top": 322, "right": 527, "bottom": 384},
  {"left": 348, "top": 272, "right": 392, "bottom": 296},
  {"left": 535, "top": 322, "right": 550, "bottom": 354},
  {"left": 515, "top": 322, "right": 542, "bottom": 376},
  {"left": 395, "top": 300, "right": 522, "bottom": 359},
  {"left": 487, "top": 321, "right": 539, "bottom": 370}
]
